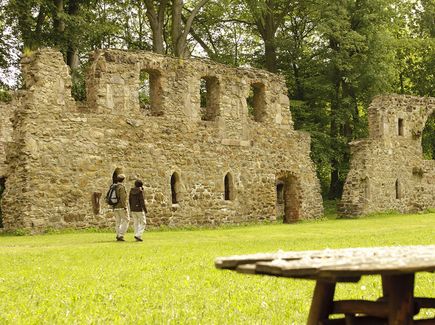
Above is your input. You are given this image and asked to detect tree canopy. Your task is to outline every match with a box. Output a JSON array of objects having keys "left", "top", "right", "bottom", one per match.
[{"left": 0, "top": 0, "right": 433, "bottom": 198}]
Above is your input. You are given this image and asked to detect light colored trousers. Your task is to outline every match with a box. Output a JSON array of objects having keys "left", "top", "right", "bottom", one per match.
[
  {"left": 131, "top": 211, "right": 146, "bottom": 238},
  {"left": 114, "top": 208, "right": 130, "bottom": 238}
]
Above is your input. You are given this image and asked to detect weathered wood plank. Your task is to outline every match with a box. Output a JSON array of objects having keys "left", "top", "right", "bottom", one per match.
[
  {"left": 215, "top": 252, "right": 304, "bottom": 269},
  {"left": 319, "top": 316, "right": 388, "bottom": 325},
  {"left": 332, "top": 300, "right": 389, "bottom": 318},
  {"left": 235, "top": 264, "right": 256, "bottom": 274},
  {"left": 415, "top": 297, "right": 435, "bottom": 309},
  {"left": 215, "top": 245, "right": 435, "bottom": 278}
]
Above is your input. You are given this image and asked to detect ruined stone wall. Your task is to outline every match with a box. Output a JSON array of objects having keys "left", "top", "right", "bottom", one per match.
[
  {"left": 0, "top": 97, "right": 17, "bottom": 177},
  {"left": 339, "top": 95, "right": 435, "bottom": 217},
  {"left": 1, "top": 48, "right": 323, "bottom": 231}
]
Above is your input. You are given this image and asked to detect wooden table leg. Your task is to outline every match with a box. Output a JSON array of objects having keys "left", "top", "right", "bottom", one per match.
[
  {"left": 382, "top": 273, "right": 415, "bottom": 325},
  {"left": 307, "top": 280, "right": 336, "bottom": 325}
]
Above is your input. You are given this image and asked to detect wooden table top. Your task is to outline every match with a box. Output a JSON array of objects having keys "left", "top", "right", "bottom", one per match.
[{"left": 215, "top": 245, "right": 435, "bottom": 279}]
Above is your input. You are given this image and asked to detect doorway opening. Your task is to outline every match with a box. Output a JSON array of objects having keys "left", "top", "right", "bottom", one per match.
[{"left": 276, "top": 173, "right": 301, "bottom": 223}]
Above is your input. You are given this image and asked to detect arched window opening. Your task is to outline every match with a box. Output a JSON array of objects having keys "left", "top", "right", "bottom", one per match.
[
  {"left": 395, "top": 179, "right": 401, "bottom": 199},
  {"left": 363, "top": 177, "right": 370, "bottom": 202},
  {"left": 224, "top": 173, "right": 234, "bottom": 201},
  {"left": 0, "top": 177, "right": 5, "bottom": 228},
  {"left": 171, "top": 172, "right": 180, "bottom": 204},
  {"left": 398, "top": 118, "right": 404, "bottom": 136},
  {"left": 200, "top": 76, "right": 220, "bottom": 121},
  {"left": 247, "top": 82, "right": 266, "bottom": 122},
  {"left": 139, "top": 69, "right": 162, "bottom": 116},
  {"left": 422, "top": 112, "right": 435, "bottom": 160}
]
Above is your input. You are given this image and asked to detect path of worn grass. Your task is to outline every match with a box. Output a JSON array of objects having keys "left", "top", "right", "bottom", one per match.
[{"left": 0, "top": 212, "right": 434, "bottom": 324}]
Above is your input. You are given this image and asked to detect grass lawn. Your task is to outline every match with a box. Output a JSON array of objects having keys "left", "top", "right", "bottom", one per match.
[{"left": 0, "top": 212, "right": 434, "bottom": 324}]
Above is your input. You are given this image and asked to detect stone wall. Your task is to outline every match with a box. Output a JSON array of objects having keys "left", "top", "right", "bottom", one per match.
[
  {"left": 0, "top": 96, "right": 17, "bottom": 177},
  {"left": 0, "top": 48, "right": 323, "bottom": 231},
  {"left": 339, "top": 95, "right": 435, "bottom": 217}
]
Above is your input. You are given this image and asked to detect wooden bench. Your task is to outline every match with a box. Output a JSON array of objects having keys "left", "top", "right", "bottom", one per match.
[{"left": 215, "top": 245, "right": 435, "bottom": 325}]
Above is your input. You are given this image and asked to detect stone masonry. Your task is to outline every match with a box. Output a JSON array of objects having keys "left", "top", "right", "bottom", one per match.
[
  {"left": 339, "top": 95, "right": 435, "bottom": 217},
  {"left": 0, "top": 48, "right": 323, "bottom": 231}
]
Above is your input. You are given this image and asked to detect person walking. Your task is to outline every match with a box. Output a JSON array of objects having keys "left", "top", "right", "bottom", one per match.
[
  {"left": 129, "top": 180, "right": 147, "bottom": 242},
  {"left": 113, "top": 174, "right": 129, "bottom": 241}
]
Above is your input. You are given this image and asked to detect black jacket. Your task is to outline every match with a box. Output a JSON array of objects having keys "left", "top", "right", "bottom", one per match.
[{"left": 129, "top": 187, "right": 147, "bottom": 213}]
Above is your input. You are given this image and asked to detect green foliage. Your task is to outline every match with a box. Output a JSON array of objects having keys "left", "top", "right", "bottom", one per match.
[
  {"left": 0, "top": 213, "right": 434, "bottom": 323},
  {"left": 0, "top": 0, "right": 433, "bottom": 197},
  {"left": 0, "top": 87, "right": 12, "bottom": 102},
  {"left": 138, "top": 70, "right": 150, "bottom": 109},
  {"left": 422, "top": 113, "right": 435, "bottom": 159},
  {"left": 71, "top": 67, "right": 86, "bottom": 102}
]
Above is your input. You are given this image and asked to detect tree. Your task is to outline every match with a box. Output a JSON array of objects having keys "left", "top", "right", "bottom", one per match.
[
  {"left": 171, "top": 0, "right": 210, "bottom": 57},
  {"left": 144, "top": 0, "right": 168, "bottom": 54},
  {"left": 244, "top": 0, "right": 293, "bottom": 72}
]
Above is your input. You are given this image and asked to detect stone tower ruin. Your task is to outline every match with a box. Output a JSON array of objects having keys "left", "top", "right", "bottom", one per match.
[
  {"left": 0, "top": 48, "right": 323, "bottom": 231},
  {"left": 340, "top": 95, "right": 435, "bottom": 217}
]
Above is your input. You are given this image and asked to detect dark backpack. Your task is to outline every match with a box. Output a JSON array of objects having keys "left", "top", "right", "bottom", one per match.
[{"left": 105, "top": 184, "right": 119, "bottom": 206}]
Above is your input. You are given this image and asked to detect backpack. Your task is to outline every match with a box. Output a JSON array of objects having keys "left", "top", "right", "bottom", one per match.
[{"left": 105, "top": 184, "right": 119, "bottom": 206}]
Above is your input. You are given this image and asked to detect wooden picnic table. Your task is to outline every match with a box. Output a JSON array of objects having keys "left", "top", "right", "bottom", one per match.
[{"left": 215, "top": 245, "right": 435, "bottom": 325}]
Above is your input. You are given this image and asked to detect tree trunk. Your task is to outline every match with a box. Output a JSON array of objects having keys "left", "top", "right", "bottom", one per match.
[
  {"left": 292, "top": 62, "right": 304, "bottom": 100},
  {"left": 66, "top": 0, "right": 80, "bottom": 70},
  {"left": 171, "top": 0, "right": 183, "bottom": 56},
  {"left": 53, "top": 0, "right": 65, "bottom": 36},
  {"left": 26, "top": 5, "right": 46, "bottom": 50},
  {"left": 252, "top": 1, "right": 278, "bottom": 72},
  {"left": 328, "top": 77, "right": 342, "bottom": 199},
  {"left": 171, "top": 0, "right": 210, "bottom": 58},
  {"left": 145, "top": 0, "right": 168, "bottom": 54},
  {"left": 264, "top": 36, "right": 277, "bottom": 72},
  {"left": 263, "top": 10, "right": 277, "bottom": 72}
]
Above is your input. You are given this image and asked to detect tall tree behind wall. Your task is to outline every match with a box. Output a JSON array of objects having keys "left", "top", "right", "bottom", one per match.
[
  {"left": 318, "top": 0, "right": 396, "bottom": 198},
  {"left": 243, "top": 0, "right": 293, "bottom": 72},
  {"left": 142, "top": 0, "right": 211, "bottom": 57},
  {"left": 278, "top": 0, "right": 396, "bottom": 198}
]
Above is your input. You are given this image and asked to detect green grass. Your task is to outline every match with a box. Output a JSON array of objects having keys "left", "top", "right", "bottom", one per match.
[{"left": 0, "top": 212, "right": 434, "bottom": 324}]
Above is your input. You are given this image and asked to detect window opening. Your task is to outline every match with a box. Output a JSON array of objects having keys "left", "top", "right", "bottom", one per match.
[
  {"left": 395, "top": 179, "right": 401, "bottom": 199},
  {"left": 224, "top": 173, "right": 234, "bottom": 201},
  {"left": 364, "top": 178, "right": 370, "bottom": 201},
  {"left": 247, "top": 82, "right": 266, "bottom": 122},
  {"left": 0, "top": 177, "right": 5, "bottom": 228},
  {"left": 200, "top": 76, "right": 220, "bottom": 121},
  {"left": 139, "top": 69, "right": 162, "bottom": 116},
  {"left": 398, "top": 118, "right": 404, "bottom": 136},
  {"left": 171, "top": 172, "right": 180, "bottom": 204}
]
